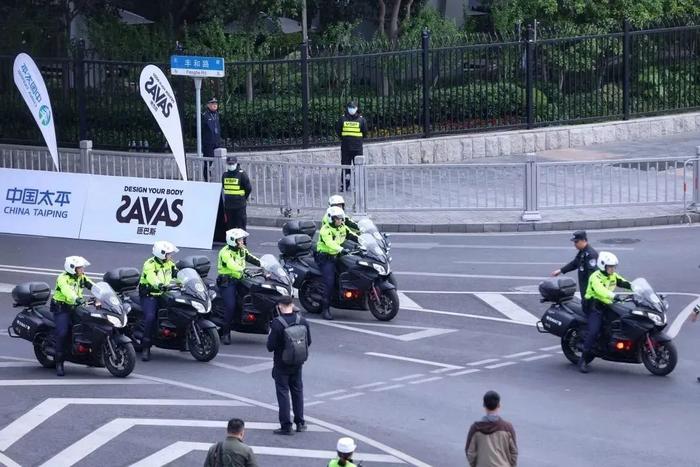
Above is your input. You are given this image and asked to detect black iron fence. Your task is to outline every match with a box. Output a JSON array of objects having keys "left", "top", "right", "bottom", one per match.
[{"left": 1, "top": 22, "right": 698, "bottom": 151}]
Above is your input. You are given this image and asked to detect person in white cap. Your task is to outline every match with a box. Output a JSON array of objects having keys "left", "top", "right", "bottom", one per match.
[{"left": 328, "top": 437, "right": 359, "bottom": 467}]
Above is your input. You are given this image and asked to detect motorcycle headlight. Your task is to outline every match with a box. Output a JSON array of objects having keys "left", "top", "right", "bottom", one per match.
[
  {"left": 192, "top": 301, "right": 207, "bottom": 314},
  {"left": 372, "top": 263, "right": 387, "bottom": 275},
  {"left": 647, "top": 312, "right": 665, "bottom": 326},
  {"left": 106, "top": 314, "right": 126, "bottom": 328},
  {"left": 276, "top": 286, "right": 290, "bottom": 296},
  {"left": 175, "top": 298, "right": 189, "bottom": 304}
]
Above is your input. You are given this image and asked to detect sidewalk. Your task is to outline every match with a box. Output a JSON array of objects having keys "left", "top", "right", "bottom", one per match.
[{"left": 248, "top": 131, "right": 700, "bottom": 233}]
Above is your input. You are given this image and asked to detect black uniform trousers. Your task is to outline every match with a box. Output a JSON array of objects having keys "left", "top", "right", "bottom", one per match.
[
  {"left": 272, "top": 366, "right": 304, "bottom": 429},
  {"left": 340, "top": 149, "right": 361, "bottom": 191},
  {"left": 202, "top": 145, "right": 216, "bottom": 182},
  {"left": 50, "top": 301, "right": 75, "bottom": 362},
  {"left": 225, "top": 206, "right": 247, "bottom": 231}
]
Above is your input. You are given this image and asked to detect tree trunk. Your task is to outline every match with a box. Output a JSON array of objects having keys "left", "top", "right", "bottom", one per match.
[
  {"left": 377, "top": 0, "right": 386, "bottom": 37},
  {"left": 389, "top": 0, "right": 402, "bottom": 44},
  {"left": 405, "top": 0, "right": 415, "bottom": 23}
]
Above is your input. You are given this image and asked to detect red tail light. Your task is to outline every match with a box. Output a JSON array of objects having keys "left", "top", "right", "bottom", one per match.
[
  {"left": 76, "top": 344, "right": 89, "bottom": 354},
  {"left": 245, "top": 313, "right": 256, "bottom": 322}
]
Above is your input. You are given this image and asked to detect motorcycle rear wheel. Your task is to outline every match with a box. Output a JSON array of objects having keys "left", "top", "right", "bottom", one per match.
[
  {"left": 642, "top": 339, "right": 677, "bottom": 376},
  {"left": 299, "top": 279, "right": 323, "bottom": 314},
  {"left": 33, "top": 335, "right": 55, "bottom": 369},
  {"left": 561, "top": 328, "right": 593, "bottom": 365}
]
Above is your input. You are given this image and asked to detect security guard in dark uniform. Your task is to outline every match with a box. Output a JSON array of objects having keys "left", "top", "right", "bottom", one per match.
[
  {"left": 552, "top": 230, "right": 598, "bottom": 314},
  {"left": 202, "top": 97, "right": 222, "bottom": 181},
  {"left": 221, "top": 155, "right": 252, "bottom": 231},
  {"left": 315, "top": 207, "right": 358, "bottom": 321},
  {"left": 51, "top": 256, "right": 94, "bottom": 376},
  {"left": 217, "top": 228, "right": 261, "bottom": 345},
  {"left": 336, "top": 101, "right": 367, "bottom": 192}
]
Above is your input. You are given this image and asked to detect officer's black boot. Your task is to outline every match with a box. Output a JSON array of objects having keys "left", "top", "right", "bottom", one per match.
[
  {"left": 322, "top": 308, "right": 333, "bottom": 320},
  {"left": 55, "top": 356, "right": 65, "bottom": 377},
  {"left": 221, "top": 327, "right": 231, "bottom": 345},
  {"left": 578, "top": 353, "right": 590, "bottom": 374},
  {"left": 141, "top": 345, "right": 151, "bottom": 362}
]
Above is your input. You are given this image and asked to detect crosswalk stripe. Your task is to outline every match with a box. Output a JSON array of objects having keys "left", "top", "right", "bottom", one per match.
[
  {"left": 0, "top": 379, "right": 155, "bottom": 386},
  {"left": 473, "top": 293, "right": 540, "bottom": 324}
]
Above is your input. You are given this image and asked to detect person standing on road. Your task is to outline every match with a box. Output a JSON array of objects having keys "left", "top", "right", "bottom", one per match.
[
  {"left": 217, "top": 229, "right": 261, "bottom": 345},
  {"left": 202, "top": 97, "right": 223, "bottom": 181},
  {"left": 315, "top": 207, "right": 358, "bottom": 321},
  {"left": 552, "top": 231, "right": 598, "bottom": 315},
  {"left": 580, "top": 251, "right": 632, "bottom": 373},
  {"left": 466, "top": 390, "right": 518, "bottom": 467},
  {"left": 51, "top": 256, "right": 94, "bottom": 377},
  {"left": 691, "top": 305, "right": 700, "bottom": 383},
  {"left": 221, "top": 155, "right": 252, "bottom": 231},
  {"left": 138, "top": 241, "right": 179, "bottom": 362},
  {"left": 336, "top": 101, "right": 367, "bottom": 192},
  {"left": 203, "top": 418, "right": 258, "bottom": 467},
  {"left": 328, "top": 437, "right": 360, "bottom": 467},
  {"left": 266, "top": 295, "right": 311, "bottom": 435}
]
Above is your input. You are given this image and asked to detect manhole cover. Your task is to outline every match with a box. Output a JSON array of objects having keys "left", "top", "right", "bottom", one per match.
[{"left": 599, "top": 238, "right": 640, "bottom": 245}]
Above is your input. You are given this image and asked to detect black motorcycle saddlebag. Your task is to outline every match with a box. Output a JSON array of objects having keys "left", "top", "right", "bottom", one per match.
[
  {"left": 12, "top": 282, "right": 51, "bottom": 307},
  {"left": 540, "top": 304, "right": 577, "bottom": 337},
  {"left": 278, "top": 234, "right": 313, "bottom": 258},
  {"left": 11, "top": 309, "right": 45, "bottom": 340},
  {"left": 282, "top": 220, "right": 317, "bottom": 237},
  {"left": 176, "top": 256, "right": 211, "bottom": 278},
  {"left": 539, "top": 277, "right": 577, "bottom": 302},
  {"left": 103, "top": 268, "right": 140, "bottom": 293}
]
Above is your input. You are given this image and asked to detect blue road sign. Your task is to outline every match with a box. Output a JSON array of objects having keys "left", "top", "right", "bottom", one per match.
[{"left": 170, "top": 55, "right": 225, "bottom": 78}]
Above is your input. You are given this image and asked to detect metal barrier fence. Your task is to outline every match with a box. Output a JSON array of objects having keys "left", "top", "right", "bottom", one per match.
[{"left": 1, "top": 142, "right": 698, "bottom": 219}]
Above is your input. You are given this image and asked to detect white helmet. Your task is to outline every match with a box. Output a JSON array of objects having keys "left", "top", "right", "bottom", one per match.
[
  {"left": 327, "top": 206, "right": 345, "bottom": 221},
  {"left": 328, "top": 195, "right": 345, "bottom": 207},
  {"left": 336, "top": 437, "right": 356, "bottom": 454},
  {"left": 152, "top": 241, "right": 179, "bottom": 260},
  {"left": 64, "top": 256, "right": 90, "bottom": 274},
  {"left": 597, "top": 251, "right": 619, "bottom": 271},
  {"left": 226, "top": 228, "right": 249, "bottom": 247}
]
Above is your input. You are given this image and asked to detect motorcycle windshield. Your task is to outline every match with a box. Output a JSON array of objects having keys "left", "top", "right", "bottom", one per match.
[
  {"left": 631, "top": 278, "right": 664, "bottom": 313},
  {"left": 358, "top": 218, "right": 384, "bottom": 242},
  {"left": 177, "top": 268, "right": 208, "bottom": 301},
  {"left": 260, "top": 254, "right": 291, "bottom": 286},
  {"left": 91, "top": 282, "right": 124, "bottom": 315},
  {"left": 359, "top": 233, "right": 387, "bottom": 263}
]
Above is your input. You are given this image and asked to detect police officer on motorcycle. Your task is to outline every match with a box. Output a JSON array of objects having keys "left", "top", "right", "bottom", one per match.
[
  {"left": 324, "top": 195, "right": 359, "bottom": 234},
  {"left": 217, "top": 228, "right": 261, "bottom": 345},
  {"left": 315, "top": 207, "right": 358, "bottom": 321},
  {"left": 51, "top": 256, "right": 94, "bottom": 376},
  {"left": 552, "top": 231, "right": 598, "bottom": 314},
  {"left": 139, "top": 241, "right": 179, "bottom": 361},
  {"left": 579, "top": 251, "right": 632, "bottom": 373}
]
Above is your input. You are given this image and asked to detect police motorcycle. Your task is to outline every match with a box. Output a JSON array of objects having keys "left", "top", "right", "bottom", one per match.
[
  {"left": 536, "top": 276, "right": 677, "bottom": 376},
  {"left": 105, "top": 267, "right": 220, "bottom": 362},
  {"left": 176, "top": 254, "right": 292, "bottom": 336},
  {"left": 8, "top": 281, "right": 136, "bottom": 377},
  {"left": 279, "top": 231, "right": 399, "bottom": 321}
]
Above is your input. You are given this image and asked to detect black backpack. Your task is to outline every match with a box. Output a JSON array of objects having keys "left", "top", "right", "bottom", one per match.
[{"left": 277, "top": 314, "right": 309, "bottom": 365}]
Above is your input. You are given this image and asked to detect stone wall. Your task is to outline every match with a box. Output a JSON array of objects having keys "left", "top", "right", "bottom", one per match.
[{"left": 235, "top": 111, "right": 700, "bottom": 165}]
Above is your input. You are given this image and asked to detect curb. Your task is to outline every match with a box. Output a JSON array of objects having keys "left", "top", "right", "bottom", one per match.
[{"left": 248, "top": 212, "right": 699, "bottom": 233}]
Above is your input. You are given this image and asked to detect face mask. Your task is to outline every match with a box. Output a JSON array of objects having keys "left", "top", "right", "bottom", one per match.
[
  {"left": 227, "top": 164, "right": 238, "bottom": 171},
  {"left": 347, "top": 107, "right": 357, "bottom": 116}
]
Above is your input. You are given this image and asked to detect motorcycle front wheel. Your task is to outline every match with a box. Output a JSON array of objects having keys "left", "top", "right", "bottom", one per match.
[
  {"left": 368, "top": 288, "right": 399, "bottom": 321},
  {"left": 103, "top": 339, "right": 136, "bottom": 377},
  {"left": 642, "top": 339, "right": 677, "bottom": 376},
  {"left": 188, "top": 325, "right": 220, "bottom": 362}
]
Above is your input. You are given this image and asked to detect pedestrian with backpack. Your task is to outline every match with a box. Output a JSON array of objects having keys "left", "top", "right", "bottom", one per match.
[{"left": 266, "top": 295, "right": 311, "bottom": 435}]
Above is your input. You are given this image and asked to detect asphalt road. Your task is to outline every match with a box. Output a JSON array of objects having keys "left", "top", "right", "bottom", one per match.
[{"left": 0, "top": 225, "right": 699, "bottom": 466}]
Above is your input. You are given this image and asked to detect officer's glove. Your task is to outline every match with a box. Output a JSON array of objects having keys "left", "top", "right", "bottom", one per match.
[
  {"left": 158, "top": 284, "right": 168, "bottom": 292},
  {"left": 340, "top": 248, "right": 351, "bottom": 256},
  {"left": 613, "top": 294, "right": 624, "bottom": 302},
  {"left": 75, "top": 297, "right": 85, "bottom": 306}
]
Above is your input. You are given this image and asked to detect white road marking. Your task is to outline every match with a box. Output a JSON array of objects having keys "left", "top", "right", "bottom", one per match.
[
  {"left": 484, "top": 362, "right": 518, "bottom": 370},
  {"left": 397, "top": 292, "right": 423, "bottom": 310},
  {"left": 503, "top": 351, "right": 536, "bottom": 359},
  {"left": 522, "top": 354, "right": 554, "bottom": 362},
  {"left": 40, "top": 419, "right": 330, "bottom": 467},
  {"left": 404, "top": 307, "right": 535, "bottom": 326},
  {"left": 467, "top": 359, "right": 500, "bottom": 366},
  {"left": 0, "top": 398, "right": 248, "bottom": 451},
  {"left": 668, "top": 297, "right": 700, "bottom": 338},
  {"left": 391, "top": 374, "right": 426, "bottom": 382},
  {"left": 180, "top": 358, "right": 273, "bottom": 374},
  {"left": 447, "top": 369, "right": 481, "bottom": 377},
  {"left": 129, "top": 441, "right": 406, "bottom": 467},
  {"left": 454, "top": 261, "right": 561, "bottom": 265},
  {"left": 305, "top": 400, "right": 326, "bottom": 407},
  {"left": 408, "top": 377, "right": 443, "bottom": 385},
  {"left": 331, "top": 392, "right": 364, "bottom": 401},
  {"left": 474, "top": 293, "right": 540, "bottom": 324},
  {"left": 216, "top": 353, "right": 272, "bottom": 361},
  {"left": 430, "top": 367, "right": 456, "bottom": 374},
  {"left": 365, "top": 352, "right": 463, "bottom": 370},
  {"left": 0, "top": 452, "right": 21, "bottom": 467},
  {"left": 307, "top": 319, "right": 456, "bottom": 342},
  {"left": 395, "top": 271, "right": 544, "bottom": 280},
  {"left": 371, "top": 384, "right": 405, "bottom": 392},
  {"left": 0, "top": 362, "right": 42, "bottom": 368},
  {"left": 0, "top": 379, "right": 156, "bottom": 387},
  {"left": 540, "top": 345, "right": 561, "bottom": 351},
  {"left": 389, "top": 243, "right": 634, "bottom": 251},
  {"left": 315, "top": 389, "right": 347, "bottom": 398},
  {"left": 0, "top": 283, "right": 14, "bottom": 293},
  {"left": 354, "top": 381, "right": 387, "bottom": 390}
]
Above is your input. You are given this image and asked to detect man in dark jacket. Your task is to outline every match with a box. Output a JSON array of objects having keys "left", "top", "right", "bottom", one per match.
[
  {"left": 335, "top": 101, "right": 367, "bottom": 192},
  {"left": 203, "top": 418, "right": 258, "bottom": 467},
  {"left": 266, "top": 296, "right": 311, "bottom": 435},
  {"left": 466, "top": 391, "right": 518, "bottom": 467},
  {"left": 202, "top": 97, "right": 223, "bottom": 181},
  {"left": 221, "top": 155, "right": 252, "bottom": 230},
  {"left": 552, "top": 230, "right": 598, "bottom": 314}
]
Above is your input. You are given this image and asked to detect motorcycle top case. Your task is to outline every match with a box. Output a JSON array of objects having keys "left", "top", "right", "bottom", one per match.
[
  {"left": 540, "top": 304, "right": 577, "bottom": 337},
  {"left": 539, "top": 277, "right": 577, "bottom": 302},
  {"left": 176, "top": 256, "right": 211, "bottom": 278},
  {"left": 282, "top": 220, "right": 317, "bottom": 237},
  {"left": 278, "top": 234, "right": 313, "bottom": 258},
  {"left": 103, "top": 268, "right": 140, "bottom": 293},
  {"left": 12, "top": 282, "right": 51, "bottom": 307}
]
